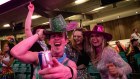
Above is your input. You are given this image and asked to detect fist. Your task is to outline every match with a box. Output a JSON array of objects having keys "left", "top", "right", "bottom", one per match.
[
  {"left": 106, "top": 63, "right": 118, "bottom": 77},
  {"left": 28, "top": 2, "right": 34, "bottom": 12}
]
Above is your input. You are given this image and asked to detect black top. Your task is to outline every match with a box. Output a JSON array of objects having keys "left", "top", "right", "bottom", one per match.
[
  {"left": 133, "top": 46, "right": 140, "bottom": 54},
  {"left": 29, "top": 42, "right": 44, "bottom": 52},
  {"left": 65, "top": 44, "right": 90, "bottom": 67},
  {"left": 76, "top": 50, "right": 90, "bottom": 66}
]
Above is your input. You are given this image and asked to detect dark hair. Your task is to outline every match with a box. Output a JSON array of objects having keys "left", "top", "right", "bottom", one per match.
[
  {"left": 131, "top": 39, "right": 138, "bottom": 44},
  {"left": 32, "top": 25, "right": 49, "bottom": 34},
  {"left": 8, "top": 43, "right": 15, "bottom": 50},
  {"left": 1, "top": 41, "right": 15, "bottom": 57},
  {"left": 1, "top": 41, "right": 14, "bottom": 51},
  {"left": 133, "top": 28, "right": 137, "bottom": 32},
  {"left": 47, "top": 32, "right": 68, "bottom": 40},
  {"left": 115, "top": 40, "right": 119, "bottom": 44}
]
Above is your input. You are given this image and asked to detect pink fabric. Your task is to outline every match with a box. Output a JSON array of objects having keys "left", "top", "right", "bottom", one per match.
[
  {"left": 84, "top": 25, "right": 112, "bottom": 41},
  {"left": 97, "top": 25, "right": 104, "bottom": 32},
  {"left": 92, "top": 25, "right": 104, "bottom": 32},
  {"left": 66, "top": 21, "right": 78, "bottom": 31}
]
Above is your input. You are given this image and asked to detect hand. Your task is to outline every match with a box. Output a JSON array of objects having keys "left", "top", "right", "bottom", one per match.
[
  {"left": 28, "top": 2, "right": 34, "bottom": 12},
  {"left": 37, "top": 29, "right": 44, "bottom": 38},
  {"left": 39, "top": 58, "right": 71, "bottom": 79},
  {"left": 106, "top": 63, "right": 118, "bottom": 77}
]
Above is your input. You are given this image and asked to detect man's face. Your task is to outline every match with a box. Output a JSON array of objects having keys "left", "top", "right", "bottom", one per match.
[{"left": 48, "top": 33, "right": 68, "bottom": 57}]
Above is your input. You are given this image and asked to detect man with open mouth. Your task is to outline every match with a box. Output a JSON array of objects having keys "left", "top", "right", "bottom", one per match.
[{"left": 10, "top": 15, "right": 77, "bottom": 79}]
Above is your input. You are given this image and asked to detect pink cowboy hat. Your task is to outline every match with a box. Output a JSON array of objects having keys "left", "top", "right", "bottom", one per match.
[{"left": 84, "top": 25, "right": 112, "bottom": 41}]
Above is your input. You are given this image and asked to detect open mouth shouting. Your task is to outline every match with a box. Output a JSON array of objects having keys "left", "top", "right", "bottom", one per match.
[{"left": 54, "top": 42, "right": 61, "bottom": 47}]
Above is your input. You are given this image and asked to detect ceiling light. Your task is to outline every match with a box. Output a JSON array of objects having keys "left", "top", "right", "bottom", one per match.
[
  {"left": 102, "top": 20, "right": 104, "bottom": 22},
  {"left": 3, "top": 24, "right": 10, "bottom": 27},
  {"left": 75, "top": 0, "right": 88, "bottom": 5},
  {"left": 0, "top": 0, "right": 10, "bottom": 5},
  {"left": 31, "top": 15, "right": 41, "bottom": 19},
  {"left": 136, "top": 12, "right": 138, "bottom": 14},
  {"left": 117, "top": 16, "right": 120, "bottom": 18},
  {"left": 125, "top": 0, "right": 130, "bottom": 1},
  {"left": 42, "top": 22, "right": 49, "bottom": 25},
  {"left": 65, "top": 15, "right": 82, "bottom": 20},
  {"left": 92, "top": 7, "right": 105, "bottom": 12}
]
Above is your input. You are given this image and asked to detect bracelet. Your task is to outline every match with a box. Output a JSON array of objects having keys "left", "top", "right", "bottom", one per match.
[{"left": 67, "top": 66, "right": 74, "bottom": 79}]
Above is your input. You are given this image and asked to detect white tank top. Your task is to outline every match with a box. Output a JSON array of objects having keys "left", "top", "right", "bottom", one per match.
[{"left": 2, "top": 55, "right": 10, "bottom": 67}]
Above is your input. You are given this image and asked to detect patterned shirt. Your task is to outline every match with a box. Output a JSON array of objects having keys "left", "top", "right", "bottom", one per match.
[{"left": 93, "top": 46, "right": 132, "bottom": 79}]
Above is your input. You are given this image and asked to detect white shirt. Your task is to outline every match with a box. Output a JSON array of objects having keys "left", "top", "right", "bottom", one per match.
[{"left": 2, "top": 55, "right": 10, "bottom": 67}]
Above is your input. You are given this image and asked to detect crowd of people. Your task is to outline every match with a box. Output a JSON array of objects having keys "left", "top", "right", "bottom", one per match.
[
  {"left": 1, "top": 2, "right": 140, "bottom": 79},
  {"left": 0, "top": 40, "right": 15, "bottom": 79}
]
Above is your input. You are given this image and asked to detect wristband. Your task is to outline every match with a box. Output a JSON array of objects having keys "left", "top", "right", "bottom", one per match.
[{"left": 67, "top": 66, "right": 74, "bottom": 79}]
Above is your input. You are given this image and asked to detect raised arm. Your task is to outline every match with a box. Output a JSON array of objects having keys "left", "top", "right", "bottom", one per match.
[
  {"left": 10, "top": 29, "right": 44, "bottom": 64},
  {"left": 25, "top": 2, "right": 34, "bottom": 38}
]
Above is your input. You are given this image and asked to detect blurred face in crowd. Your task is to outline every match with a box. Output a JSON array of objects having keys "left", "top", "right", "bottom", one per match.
[
  {"left": 49, "top": 32, "right": 67, "bottom": 57},
  {"left": 3, "top": 43, "right": 9, "bottom": 53},
  {"left": 36, "top": 29, "right": 46, "bottom": 41},
  {"left": 73, "top": 30, "right": 83, "bottom": 45},
  {"left": 90, "top": 33, "right": 104, "bottom": 47},
  {"left": 133, "top": 40, "right": 139, "bottom": 46},
  {"left": 134, "top": 28, "right": 138, "bottom": 33}
]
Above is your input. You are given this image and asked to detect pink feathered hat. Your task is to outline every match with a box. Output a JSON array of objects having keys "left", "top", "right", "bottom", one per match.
[{"left": 84, "top": 25, "right": 112, "bottom": 41}]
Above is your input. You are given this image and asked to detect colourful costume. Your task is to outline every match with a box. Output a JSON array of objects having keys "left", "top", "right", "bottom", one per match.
[{"left": 92, "top": 46, "right": 132, "bottom": 79}]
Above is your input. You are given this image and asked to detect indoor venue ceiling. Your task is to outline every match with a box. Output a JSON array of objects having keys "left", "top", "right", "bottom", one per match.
[{"left": 0, "top": 0, "right": 140, "bottom": 36}]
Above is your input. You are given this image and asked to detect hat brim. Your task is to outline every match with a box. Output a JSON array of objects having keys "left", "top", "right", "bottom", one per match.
[
  {"left": 84, "top": 31, "right": 112, "bottom": 41},
  {"left": 45, "top": 31, "right": 65, "bottom": 35}
]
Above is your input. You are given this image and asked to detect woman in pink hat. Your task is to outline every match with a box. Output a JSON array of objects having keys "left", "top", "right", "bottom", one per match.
[{"left": 84, "top": 25, "right": 132, "bottom": 79}]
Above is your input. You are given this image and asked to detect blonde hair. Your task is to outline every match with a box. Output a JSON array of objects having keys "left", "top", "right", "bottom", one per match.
[{"left": 85, "top": 34, "right": 108, "bottom": 66}]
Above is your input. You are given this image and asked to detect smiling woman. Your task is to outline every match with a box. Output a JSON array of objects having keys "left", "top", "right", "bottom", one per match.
[
  {"left": 84, "top": 25, "right": 132, "bottom": 79},
  {"left": 65, "top": 27, "right": 91, "bottom": 79}
]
